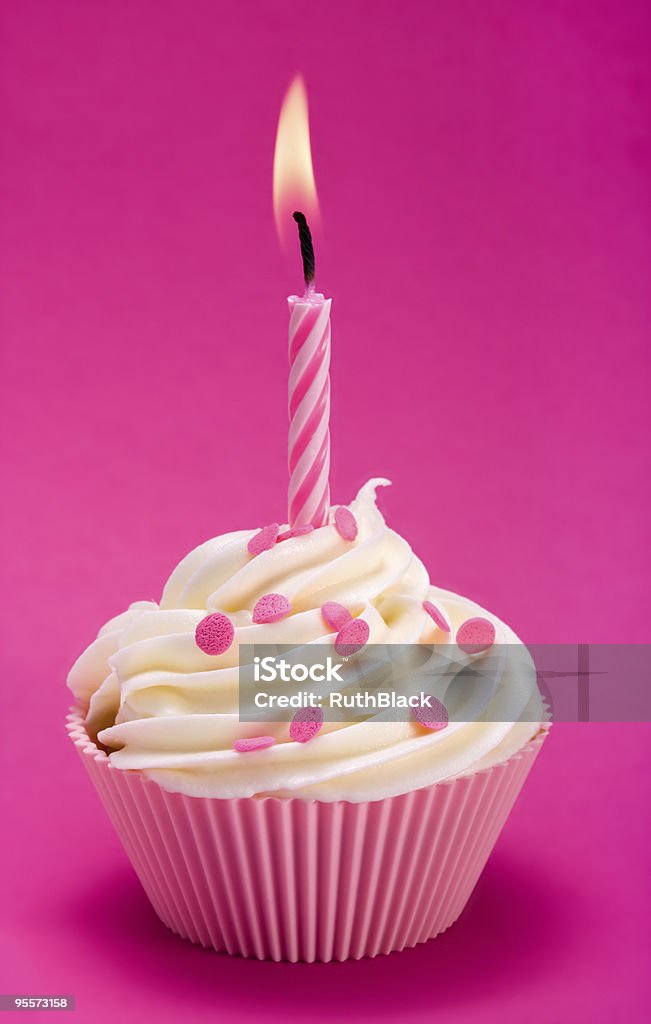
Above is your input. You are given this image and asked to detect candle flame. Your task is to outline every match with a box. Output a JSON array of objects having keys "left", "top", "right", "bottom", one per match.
[{"left": 273, "top": 75, "right": 320, "bottom": 250}]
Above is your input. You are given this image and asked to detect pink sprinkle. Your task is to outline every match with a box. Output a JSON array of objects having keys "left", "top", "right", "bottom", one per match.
[
  {"left": 423, "top": 600, "right": 451, "bottom": 633},
  {"left": 413, "top": 697, "right": 449, "bottom": 731},
  {"left": 277, "top": 524, "right": 315, "bottom": 542},
  {"left": 195, "top": 612, "right": 235, "bottom": 655},
  {"left": 456, "top": 617, "right": 496, "bottom": 654},
  {"left": 334, "top": 506, "right": 358, "bottom": 541},
  {"left": 335, "top": 617, "right": 370, "bottom": 656},
  {"left": 289, "top": 706, "right": 324, "bottom": 743},
  {"left": 248, "top": 523, "right": 280, "bottom": 555},
  {"left": 233, "top": 736, "right": 276, "bottom": 753},
  {"left": 252, "top": 593, "right": 292, "bottom": 624},
  {"left": 321, "top": 601, "right": 352, "bottom": 632}
]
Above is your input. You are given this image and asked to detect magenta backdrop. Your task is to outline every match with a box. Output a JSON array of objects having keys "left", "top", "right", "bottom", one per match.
[{"left": 1, "top": 1, "right": 650, "bottom": 1021}]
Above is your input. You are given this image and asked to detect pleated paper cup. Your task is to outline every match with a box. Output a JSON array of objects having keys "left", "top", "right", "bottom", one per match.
[{"left": 67, "top": 707, "right": 549, "bottom": 962}]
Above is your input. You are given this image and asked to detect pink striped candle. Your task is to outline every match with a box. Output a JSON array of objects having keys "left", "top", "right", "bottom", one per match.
[{"left": 288, "top": 289, "right": 331, "bottom": 528}]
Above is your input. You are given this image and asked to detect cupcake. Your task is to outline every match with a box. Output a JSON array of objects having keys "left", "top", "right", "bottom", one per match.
[{"left": 67, "top": 477, "right": 547, "bottom": 961}]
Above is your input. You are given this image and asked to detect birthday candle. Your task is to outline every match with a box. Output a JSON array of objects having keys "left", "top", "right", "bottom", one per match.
[{"left": 273, "top": 78, "right": 331, "bottom": 530}]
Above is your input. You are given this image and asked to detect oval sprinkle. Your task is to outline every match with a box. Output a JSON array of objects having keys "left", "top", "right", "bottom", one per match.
[
  {"left": 195, "top": 612, "right": 235, "bottom": 655},
  {"left": 233, "top": 736, "right": 276, "bottom": 753},
  {"left": 335, "top": 617, "right": 370, "bottom": 656},
  {"left": 334, "top": 506, "right": 358, "bottom": 541},
  {"left": 413, "top": 697, "right": 449, "bottom": 731},
  {"left": 252, "top": 593, "right": 292, "bottom": 624},
  {"left": 423, "top": 600, "right": 451, "bottom": 633},
  {"left": 321, "top": 601, "right": 352, "bottom": 632},
  {"left": 456, "top": 617, "right": 496, "bottom": 654},
  {"left": 277, "top": 524, "right": 315, "bottom": 542},
  {"left": 291, "top": 524, "right": 315, "bottom": 537},
  {"left": 247, "top": 523, "right": 280, "bottom": 555},
  {"left": 289, "top": 707, "right": 324, "bottom": 743}
]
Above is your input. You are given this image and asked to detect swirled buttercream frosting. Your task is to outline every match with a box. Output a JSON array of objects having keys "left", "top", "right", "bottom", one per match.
[{"left": 67, "top": 479, "right": 543, "bottom": 801}]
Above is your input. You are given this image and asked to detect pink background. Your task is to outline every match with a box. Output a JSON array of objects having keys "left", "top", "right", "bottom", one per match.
[{"left": 1, "top": 1, "right": 650, "bottom": 1021}]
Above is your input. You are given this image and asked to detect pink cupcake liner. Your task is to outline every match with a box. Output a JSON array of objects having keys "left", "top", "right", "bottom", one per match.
[{"left": 67, "top": 707, "right": 549, "bottom": 962}]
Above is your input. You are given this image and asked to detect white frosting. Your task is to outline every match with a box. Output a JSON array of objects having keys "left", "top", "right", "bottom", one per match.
[{"left": 67, "top": 480, "right": 543, "bottom": 801}]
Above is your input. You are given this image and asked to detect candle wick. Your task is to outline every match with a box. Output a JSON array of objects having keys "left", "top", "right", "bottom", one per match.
[{"left": 293, "top": 211, "right": 315, "bottom": 289}]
